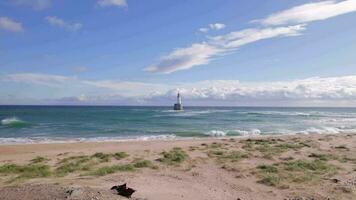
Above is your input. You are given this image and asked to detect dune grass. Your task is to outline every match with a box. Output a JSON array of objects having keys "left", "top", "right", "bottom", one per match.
[
  {"left": 258, "top": 174, "right": 281, "bottom": 187},
  {"left": 55, "top": 156, "right": 93, "bottom": 177},
  {"left": 256, "top": 159, "right": 337, "bottom": 187},
  {"left": 91, "top": 152, "right": 111, "bottom": 162},
  {"left": 0, "top": 150, "right": 135, "bottom": 180},
  {"left": 54, "top": 152, "right": 130, "bottom": 176},
  {"left": 241, "top": 139, "right": 308, "bottom": 159},
  {"left": 89, "top": 164, "right": 136, "bottom": 176},
  {"left": 257, "top": 164, "right": 278, "bottom": 173},
  {"left": 0, "top": 163, "right": 51, "bottom": 182},
  {"left": 308, "top": 153, "right": 330, "bottom": 161},
  {"left": 158, "top": 147, "right": 188, "bottom": 166},
  {"left": 113, "top": 152, "right": 129, "bottom": 160},
  {"left": 283, "top": 159, "right": 336, "bottom": 174},
  {"left": 89, "top": 158, "right": 158, "bottom": 176},
  {"left": 209, "top": 142, "right": 224, "bottom": 149},
  {"left": 132, "top": 159, "right": 154, "bottom": 168},
  {"left": 30, "top": 156, "right": 49, "bottom": 164},
  {"left": 208, "top": 150, "right": 248, "bottom": 163},
  {"left": 91, "top": 151, "right": 129, "bottom": 162}
]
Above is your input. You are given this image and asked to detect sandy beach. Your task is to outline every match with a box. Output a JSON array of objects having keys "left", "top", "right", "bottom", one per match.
[{"left": 0, "top": 134, "right": 355, "bottom": 200}]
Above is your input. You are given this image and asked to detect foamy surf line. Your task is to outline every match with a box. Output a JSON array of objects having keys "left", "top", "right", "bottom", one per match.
[
  {"left": 0, "top": 136, "right": 242, "bottom": 145},
  {"left": 0, "top": 135, "right": 178, "bottom": 145},
  {"left": 1, "top": 127, "right": 355, "bottom": 145}
]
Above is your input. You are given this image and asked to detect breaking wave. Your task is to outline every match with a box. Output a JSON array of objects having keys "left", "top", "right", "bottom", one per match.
[
  {"left": 1, "top": 117, "right": 30, "bottom": 128},
  {"left": 204, "top": 130, "right": 227, "bottom": 137},
  {"left": 0, "top": 134, "right": 178, "bottom": 144},
  {"left": 297, "top": 127, "right": 356, "bottom": 135},
  {"left": 157, "top": 109, "right": 232, "bottom": 117},
  {"left": 203, "top": 129, "right": 262, "bottom": 137}
]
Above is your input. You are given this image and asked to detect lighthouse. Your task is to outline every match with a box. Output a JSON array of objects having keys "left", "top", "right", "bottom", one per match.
[{"left": 173, "top": 92, "right": 183, "bottom": 110}]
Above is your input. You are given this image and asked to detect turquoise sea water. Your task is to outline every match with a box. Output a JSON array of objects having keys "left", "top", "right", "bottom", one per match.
[{"left": 1, "top": 106, "right": 356, "bottom": 144}]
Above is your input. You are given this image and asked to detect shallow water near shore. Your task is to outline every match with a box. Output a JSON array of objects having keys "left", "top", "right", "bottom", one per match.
[{"left": 1, "top": 106, "right": 356, "bottom": 144}]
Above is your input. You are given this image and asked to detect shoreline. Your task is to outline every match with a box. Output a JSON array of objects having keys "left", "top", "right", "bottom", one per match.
[
  {"left": 0, "top": 132, "right": 354, "bottom": 146},
  {"left": 0, "top": 133, "right": 355, "bottom": 200}
]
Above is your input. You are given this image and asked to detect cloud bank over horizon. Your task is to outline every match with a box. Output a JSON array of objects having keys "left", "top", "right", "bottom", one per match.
[{"left": 1, "top": 73, "right": 356, "bottom": 106}]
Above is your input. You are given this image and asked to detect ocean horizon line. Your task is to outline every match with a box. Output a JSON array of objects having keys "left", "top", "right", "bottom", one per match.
[{"left": 1, "top": 105, "right": 356, "bottom": 109}]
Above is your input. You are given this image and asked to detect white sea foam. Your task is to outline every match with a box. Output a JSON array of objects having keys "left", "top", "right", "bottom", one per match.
[
  {"left": 297, "top": 127, "right": 356, "bottom": 135},
  {"left": 0, "top": 134, "right": 178, "bottom": 145},
  {"left": 1, "top": 126, "right": 355, "bottom": 145},
  {"left": 158, "top": 109, "right": 232, "bottom": 117},
  {"left": 247, "top": 111, "right": 309, "bottom": 116},
  {"left": 204, "top": 130, "right": 226, "bottom": 137},
  {"left": 232, "top": 129, "right": 261, "bottom": 136},
  {"left": 1, "top": 117, "right": 26, "bottom": 126},
  {"left": 137, "top": 134, "right": 176, "bottom": 141},
  {"left": 204, "top": 129, "right": 262, "bottom": 137},
  {"left": 0, "top": 137, "right": 66, "bottom": 144}
]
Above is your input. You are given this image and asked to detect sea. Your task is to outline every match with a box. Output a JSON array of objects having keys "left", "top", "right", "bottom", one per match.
[{"left": 0, "top": 106, "right": 356, "bottom": 144}]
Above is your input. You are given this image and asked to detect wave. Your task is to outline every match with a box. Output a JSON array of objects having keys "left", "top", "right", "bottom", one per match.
[
  {"left": 244, "top": 111, "right": 315, "bottom": 117},
  {"left": 297, "top": 127, "right": 356, "bottom": 135},
  {"left": 0, "top": 134, "right": 178, "bottom": 145},
  {"left": 1, "top": 117, "right": 30, "bottom": 128},
  {"left": 203, "top": 126, "right": 356, "bottom": 137},
  {"left": 243, "top": 110, "right": 354, "bottom": 118},
  {"left": 204, "top": 130, "right": 227, "bottom": 137},
  {"left": 203, "top": 129, "right": 262, "bottom": 137},
  {"left": 228, "top": 129, "right": 262, "bottom": 136},
  {"left": 1, "top": 126, "right": 355, "bottom": 145},
  {"left": 156, "top": 109, "right": 232, "bottom": 117}
]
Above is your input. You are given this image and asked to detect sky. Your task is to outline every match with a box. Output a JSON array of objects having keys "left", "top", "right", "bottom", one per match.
[{"left": 1, "top": 0, "right": 356, "bottom": 106}]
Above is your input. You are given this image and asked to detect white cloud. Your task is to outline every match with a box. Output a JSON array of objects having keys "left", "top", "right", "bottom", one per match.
[
  {"left": 14, "top": 0, "right": 51, "bottom": 10},
  {"left": 209, "top": 23, "right": 226, "bottom": 30},
  {"left": 45, "top": 16, "right": 82, "bottom": 32},
  {"left": 2, "top": 73, "right": 356, "bottom": 106},
  {"left": 0, "top": 17, "right": 23, "bottom": 32},
  {"left": 2, "top": 73, "right": 170, "bottom": 97},
  {"left": 97, "top": 0, "right": 127, "bottom": 8},
  {"left": 82, "top": 80, "right": 171, "bottom": 96},
  {"left": 0, "top": 74, "right": 356, "bottom": 106},
  {"left": 173, "top": 76, "right": 356, "bottom": 102},
  {"left": 150, "top": 1, "right": 356, "bottom": 74},
  {"left": 144, "top": 43, "right": 223, "bottom": 73},
  {"left": 256, "top": 0, "right": 356, "bottom": 26},
  {"left": 210, "top": 24, "right": 306, "bottom": 49},
  {"left": 5, "top": 73, "right": 74, "bottom": 87},
  {"left": 199, "top": 23, "right": 226, "bottom": 32},
  {"left": 199, "top": 28, "right": 209, "bottom": 33},
  {"left": 72, "top": 66, "right": 89, "bottom": 73},
  {"left": 147, "top": 24, "right": 305, "bottom": 74},
  {"left": 151, "top": 76, "right": 356, "bottom": 106}
]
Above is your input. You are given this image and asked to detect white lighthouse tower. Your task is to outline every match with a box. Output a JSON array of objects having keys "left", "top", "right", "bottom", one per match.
[{"left": 173, "top": 92, "right": 183, "bottom": 110}]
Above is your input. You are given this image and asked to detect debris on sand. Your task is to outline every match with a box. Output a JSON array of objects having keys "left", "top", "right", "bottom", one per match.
[{"left": 111, "top": 183, "right": 136, "bottom": 198}]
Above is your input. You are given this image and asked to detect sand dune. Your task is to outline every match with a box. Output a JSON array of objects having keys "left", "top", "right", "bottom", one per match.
[{"left": 0, "top": 134, "right": 355, "bottom": 200}]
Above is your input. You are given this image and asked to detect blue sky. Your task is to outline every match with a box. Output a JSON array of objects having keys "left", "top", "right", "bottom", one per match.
[{"left": 1, "top": 0, "right": 356, "bottom": 106}]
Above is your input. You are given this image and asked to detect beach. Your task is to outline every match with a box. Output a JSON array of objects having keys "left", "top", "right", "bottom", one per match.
[
  {"left": 0, "top": 133, "right": 355, "bottom": 200},
  {"left": 3, "top": 0, "right": 356, "bottom": 199}
]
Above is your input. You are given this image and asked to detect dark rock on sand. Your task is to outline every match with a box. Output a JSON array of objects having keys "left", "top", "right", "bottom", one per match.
[{"left": 111, "top": 183, "right": 136, "bottom": 198}]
